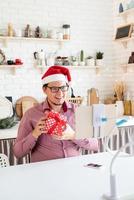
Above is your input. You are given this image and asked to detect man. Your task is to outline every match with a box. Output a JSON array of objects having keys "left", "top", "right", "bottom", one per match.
[{"left": 13, "top": 66, "right": 99, "bottom": 162}]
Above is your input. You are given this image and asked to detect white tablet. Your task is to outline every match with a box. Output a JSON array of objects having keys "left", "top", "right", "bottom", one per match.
[
  {"left": 75, "top": 106, "right": 93, "bottom": 139},
  {"left": 75, "top": 104, "right": 117, "bottom": 139}
]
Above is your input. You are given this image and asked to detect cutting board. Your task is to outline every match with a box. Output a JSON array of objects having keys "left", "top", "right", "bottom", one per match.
[
  {"left": 87, "top": 88, "right": 99, "bottom": 105},
  {"left": 131, "top": 101, "right": 134, "bottom": 116},
  {"left": 124, "top": 100, "right": 131, "bottom": 115},
  {"left": 15, "top": 96, "right": 38, "bottom": 118}
]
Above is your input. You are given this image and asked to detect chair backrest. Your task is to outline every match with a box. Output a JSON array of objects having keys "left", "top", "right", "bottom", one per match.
[
  {"left": 115, "top": 101, "right": 124, "bottom": 118},
  {"left": 0, "top": 154, "right": 9, "bottom": 167}
]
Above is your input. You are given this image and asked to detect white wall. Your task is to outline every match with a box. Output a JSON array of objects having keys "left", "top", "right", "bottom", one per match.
[
  {"left": 113, "top": 0, "right": 134, "bottom": 99},
  {"left": 0, "top": 0, "right": 115, "bottom": 104}
]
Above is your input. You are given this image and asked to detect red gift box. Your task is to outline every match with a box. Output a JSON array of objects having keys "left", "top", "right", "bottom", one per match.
[{"left": 45, "top": 111, "right": 67, "bottom": 136}]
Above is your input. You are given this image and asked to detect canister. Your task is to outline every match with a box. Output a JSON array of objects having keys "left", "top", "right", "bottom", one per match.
[{"left": 62, "top": 24, "right": 70, "bottom": 40}]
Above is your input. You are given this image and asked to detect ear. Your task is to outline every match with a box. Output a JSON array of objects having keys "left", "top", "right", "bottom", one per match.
[{"left": 42, "top": 86, "right": 47, "bottom": 94}]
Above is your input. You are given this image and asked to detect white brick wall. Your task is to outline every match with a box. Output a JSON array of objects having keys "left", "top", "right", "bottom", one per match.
[{"left": 0, "top": 0, "right": 115, "bottom": 104}]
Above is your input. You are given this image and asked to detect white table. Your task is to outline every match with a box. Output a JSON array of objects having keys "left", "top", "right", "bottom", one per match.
[{"left": 0, "top": 152, "right": 134, "bottom": 200}]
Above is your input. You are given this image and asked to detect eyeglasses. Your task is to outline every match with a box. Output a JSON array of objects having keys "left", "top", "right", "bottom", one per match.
[{"left": 46, "top": 85, "right": 69, "bottom": 93}]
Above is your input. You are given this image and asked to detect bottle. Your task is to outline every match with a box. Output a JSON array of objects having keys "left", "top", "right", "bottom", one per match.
[
  {"left": 8, "top": 23, "right": 13, "bottom": 37},
  {"left": 79, "top": 50, "right": 85, "bottom": 66},
  {"left": 80, "top": 50, "right": 84, "bottom": 62},
  {"left": 62, "top": 24, "right": 70, "bottom": 40},
  {"left": 124, "top": 92, "right": 131, "bottom": 115},
  {"left": 124, "top": 100, "right": 131, "bottom": 115},
  {"left": 35, "top": 26, "right": 42, "bottom": 38},
  {"left": 39, "top": 49, "right": 45, "bottom": 66},
  {"left": 24, "top": 24, "right": 32, "bottom": 37},
  {"left": 119, "top": 3, "right": 124, "bottom": 13}
]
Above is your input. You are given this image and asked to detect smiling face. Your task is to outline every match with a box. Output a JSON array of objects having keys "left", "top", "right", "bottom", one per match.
[{"left": 43, "top": 81, "right": 69, "bottom": 107}]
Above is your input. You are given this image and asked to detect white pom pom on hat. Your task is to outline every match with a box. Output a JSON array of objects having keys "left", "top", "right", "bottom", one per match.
[{"left": 41, "top": 65, "right": 71, "bottom": 85}]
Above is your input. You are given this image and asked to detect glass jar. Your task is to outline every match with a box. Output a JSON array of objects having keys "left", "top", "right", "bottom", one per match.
[
  {"left": 62, "top": 57, "right": 69, "bottom": 66},
  {"left": 55, "top": 56, "right": 63, "bottom": 65},
  {"left": 62, "top": 24, "right": 70, "bottom": 40}
]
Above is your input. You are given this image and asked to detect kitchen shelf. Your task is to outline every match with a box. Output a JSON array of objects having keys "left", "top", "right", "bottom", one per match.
[
  {"left": 68, "top": 66, "right": 102, "bottom": 74},
  {"left": 117, "top": 0, "right": 127, "bottom": 2},
  {"left": 35, "top": 65, "right": 102, "bottom": 74},
  {"left": 0, "top": 64, "right": 23, "bottom": 74},
  {"left": 115, "top": 1, "right": 134, "bottom": 70},
  {"left": 115, "top": 37, "right": 134, "bottom": 48},
  {"left": 121, "top": 63, "right": 134, "bottom": 72},
  {"left": 0, "top": 36, "right": 70, "bottom": 47},
  {"left": 116, "top": 4, "right": 134, "bottom": 47},
  {"left": 118, "top": 8, "right": 134, "bottom": 21},
  {"left": 67, "top": 65, "right": 100, "bottom": 69}
]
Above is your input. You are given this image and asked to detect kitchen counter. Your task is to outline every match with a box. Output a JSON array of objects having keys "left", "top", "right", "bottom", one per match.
[
  {"left": 0, "top": 122, "right": 30, "bottom": 165},
  {"left": 0, "top": 122, "right": 19, "bottom": 140}
]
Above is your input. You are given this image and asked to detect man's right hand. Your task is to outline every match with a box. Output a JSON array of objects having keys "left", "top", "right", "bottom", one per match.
[{"left": 32, "top": 117, "right": 47, "bottom": 139}]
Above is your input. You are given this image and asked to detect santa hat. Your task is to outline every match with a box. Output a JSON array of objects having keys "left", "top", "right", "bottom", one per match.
[{"left": 41, "top": 66, "right": 71, "bottom": 85}]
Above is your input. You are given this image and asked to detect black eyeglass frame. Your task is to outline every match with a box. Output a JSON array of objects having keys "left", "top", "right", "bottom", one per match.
[{"left": 46, "top": 85, "right": 69, "bottom": 93}]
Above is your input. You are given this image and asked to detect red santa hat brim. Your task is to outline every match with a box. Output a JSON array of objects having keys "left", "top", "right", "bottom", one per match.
[{"left": 41, "top": 66, "right": 71, "bottom": 85}]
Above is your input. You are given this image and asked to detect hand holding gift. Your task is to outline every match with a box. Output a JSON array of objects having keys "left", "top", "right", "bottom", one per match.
[
  {"left": 59, "top": 124, "right": 75, "bottom": 140},
  {"left": 52, "top": 123, "right": 75, "bottom": 140}
]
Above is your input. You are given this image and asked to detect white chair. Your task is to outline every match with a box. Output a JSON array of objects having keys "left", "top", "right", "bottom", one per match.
[
  {"left": 0, "top": 154, "right": 9, "bottom": 167},
  {"left": 115, "top": 100, "right": 124, "bottom": 118}
]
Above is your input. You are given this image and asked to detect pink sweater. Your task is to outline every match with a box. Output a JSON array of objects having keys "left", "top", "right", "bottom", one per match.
[{"left": 13, "top": 100, "right": 99, "bottom": 162}]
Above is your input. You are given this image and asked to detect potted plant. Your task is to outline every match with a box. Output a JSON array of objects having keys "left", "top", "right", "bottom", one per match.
[
  {"left": 86, "top": 56, "right": 95, "bottom": 66},
  {"left": 71, "top": 56, "right": 78, "bottom": 66},
  {"left": 96, "top": 51, "right": 104, "bottom": 66}
]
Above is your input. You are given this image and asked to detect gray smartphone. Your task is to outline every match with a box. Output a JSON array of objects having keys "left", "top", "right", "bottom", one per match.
[{"left": 85, "top": 163, "right": 102, "bottom": 169}]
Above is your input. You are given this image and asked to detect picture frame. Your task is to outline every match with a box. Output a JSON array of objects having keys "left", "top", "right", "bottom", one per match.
[{"left": 115, "top": 24, "right": 133, "bottom": 40}]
